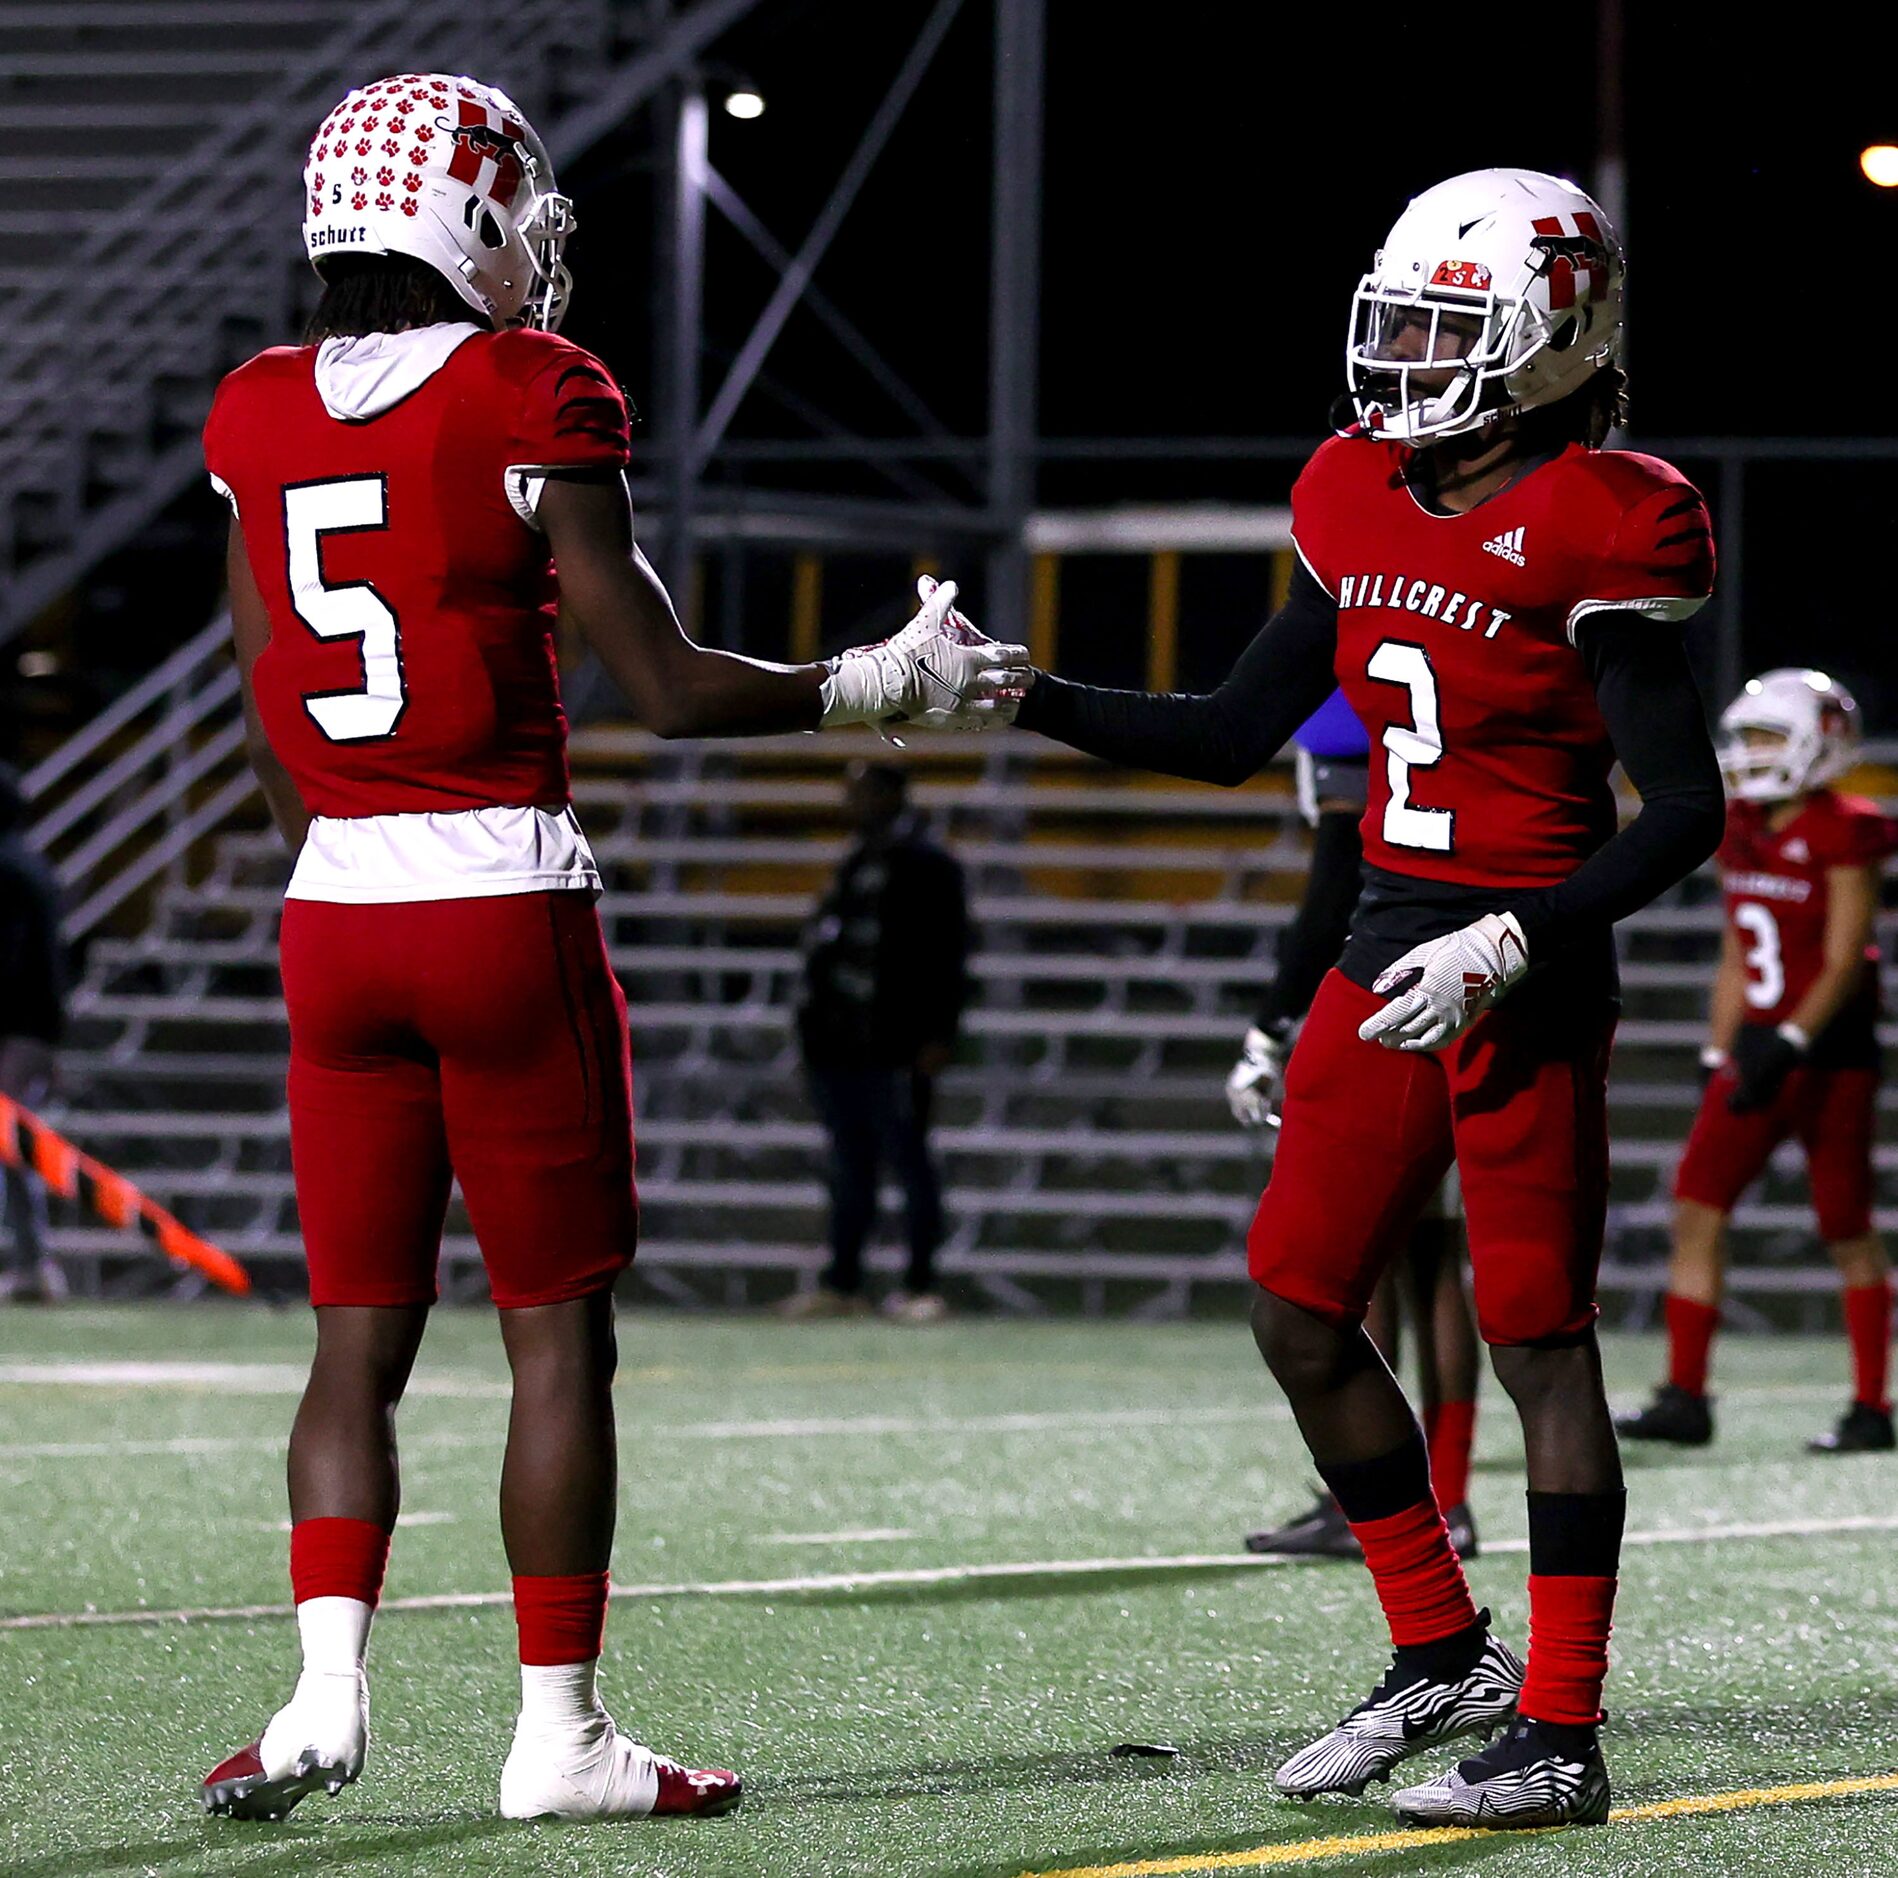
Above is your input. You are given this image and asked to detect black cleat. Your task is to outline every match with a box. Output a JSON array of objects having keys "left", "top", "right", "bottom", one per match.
[
  {"left": 1392, "top": 1714, "right": 1611, "bottom": 1828},
  {"left": 1614, "top": 1383, "right": 1713, "bottom": 1447},
  {"left": 1244, "top": 1493, "right": 1360, "bottom": 1559},
  {"left": 1441, "top": 1502, "right": 1480, "bottom": 1561},
  {"left": 1807, "top": 1401, "right": 1896, "bottom": 1454}
]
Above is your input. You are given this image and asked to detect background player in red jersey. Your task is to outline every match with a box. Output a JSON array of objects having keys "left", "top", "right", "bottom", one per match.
[
  {"left": 1620, "top": 670, "right": 1898, "bottom": 1454},
  {"left": 954, "top": 168, "right": 1724, "bottom": 1827},
  {"left": 197, "top": 74, "right": 1019, "bottom": 1827}
]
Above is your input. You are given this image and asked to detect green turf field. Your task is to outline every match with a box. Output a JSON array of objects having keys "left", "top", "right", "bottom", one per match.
[{"left": 3, "top": 1306, "right": 1896, "bottom": 1877}]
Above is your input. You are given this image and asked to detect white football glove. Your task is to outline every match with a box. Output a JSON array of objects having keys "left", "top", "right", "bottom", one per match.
[
  {"left": 818, "top": 577, "right": 1028, "bottom": 732},
  {"left": 1356, "top": 912, "right": 1529, "bottom": 1053},
  {"left": 1225, "top": 1025, "right": 1288, "bottom": 1130}
]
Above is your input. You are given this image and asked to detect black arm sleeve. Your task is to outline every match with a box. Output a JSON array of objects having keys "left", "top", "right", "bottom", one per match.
[
  {"left": 1013, "top": 561, "right": 1340, "bottom": 786},
  {"left": 1256, "top": 807, "right": 1364, "bottom": 1033},
  {"left": 1504, "top": 615, "right": 1725, "bottom": 953}
]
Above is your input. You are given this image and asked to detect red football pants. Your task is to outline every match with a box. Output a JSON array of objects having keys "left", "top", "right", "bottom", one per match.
[
  {"left": 1674, "top": 1062, "right": 1878, "bottom": 1243},
  {"left": 281, "top": 892, "right": 637, "bottom": 1309},
  {"left": 1249, "top": 971, "right": 1615, "bottom": 1347}
]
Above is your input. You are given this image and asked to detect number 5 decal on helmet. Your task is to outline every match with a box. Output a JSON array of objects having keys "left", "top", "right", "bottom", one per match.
[
  {"left": 1367, "top": 639, "right": 1454, "bottom": 853},
  {"left": 282, "top": 475, "right": 406, "bottom": 743}
]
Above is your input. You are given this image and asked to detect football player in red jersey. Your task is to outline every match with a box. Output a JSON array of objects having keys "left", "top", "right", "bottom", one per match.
[
  {"left": 1620, "top": 670, "right": 1898, "bottom": 1455},
  {"left": 954, "top": 169, "right": 1724, "bottom": 1826},
  {"left": 1231, "top": 697, "right": 1484, "bottom": 1564},
  {"left": 197, "top": 74, "right": 1019, "bottom": 1827}
]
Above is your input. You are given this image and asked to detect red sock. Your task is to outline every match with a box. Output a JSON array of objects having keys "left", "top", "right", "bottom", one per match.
[
  {"left": 1517, "top": 1574, "right": 1616, "bottom": 1725},
  {"left": 1427, "top": 1399, "right": 1476, "bottom": 1510},
  {"left": 513, "top": 1571, "right": 611, "bottom": 1666},
  {"left": 289, "top": 1517, "right": 390, "bottom": 1607},
  {"left": 1665, "top": 1294, "right": 1720, "bottom": 1396},
  {"left": 1346, "top": 1502, "right": 1480, "bottom": 1648},
  {"left": 1843, "top": 1280, "right": 1892, "bottom": 1412}
]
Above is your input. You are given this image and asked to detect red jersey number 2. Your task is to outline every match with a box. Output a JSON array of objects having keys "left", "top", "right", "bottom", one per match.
[
  {"left": 283, "top": 475, "right": 407, "bottom": 743},
  {"left": 1366, "top": 639, "right": 1454, "bottom": 855}
]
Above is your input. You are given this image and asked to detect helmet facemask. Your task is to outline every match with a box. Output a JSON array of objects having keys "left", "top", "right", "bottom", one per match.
[
  {"left": 518, "top": 188, "right": 575, "bottom": 331},
  {"left": 1346, "top": 252, "right": 1571, "bottom": 442},
  {"left": 1717, "top": 725, "right": 1809, "bottom": 804},
  {"left": 1342, "top": 180, "right": 1621, "bottom": 445}
]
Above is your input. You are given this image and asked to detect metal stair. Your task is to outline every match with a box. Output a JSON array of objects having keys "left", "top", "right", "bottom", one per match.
[{"left": 0, "top": 0, "right": 758, "bottom": 635}]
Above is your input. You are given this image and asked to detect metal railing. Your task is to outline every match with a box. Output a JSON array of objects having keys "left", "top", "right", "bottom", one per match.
[
  {"left": 23, "top": 615, "right": 245, "bottom": 937},
  {"left": 0, "top": 0, "right": 612, "bottom": 627}
]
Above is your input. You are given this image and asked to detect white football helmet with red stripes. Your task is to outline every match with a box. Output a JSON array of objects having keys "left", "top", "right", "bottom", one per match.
[
  {"left": 304, "top": 74, "right": 573, "bottom": 330},
  {"left": 1717, "top": 669, "right": 1862, "bottom": 803},
  {"left": 1345, "top": 167, "right": 1624, "bottom": 443}
]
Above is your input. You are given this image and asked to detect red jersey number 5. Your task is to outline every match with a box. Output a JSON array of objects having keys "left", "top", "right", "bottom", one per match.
[{"left": 283, "top": 475, "right": 407, "bottom": 743}]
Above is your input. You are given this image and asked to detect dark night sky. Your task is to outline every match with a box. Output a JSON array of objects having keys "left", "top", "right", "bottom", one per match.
[
  {"left": 563, "top": 1, "right": 1898, "bottom": 446},
  {"left": 545, "top": 2, "right": 1898, "bottom": 720}
]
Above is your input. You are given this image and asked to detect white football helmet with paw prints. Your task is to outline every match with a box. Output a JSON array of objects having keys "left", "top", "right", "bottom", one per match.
[
  {"left": 1717, "top": 668, "right": 1861, "bottom": 803},
  {"left": 305, "top": 74, "right": 574, "bottom": 329},
  {"left": 1345, "top": 167, "right": 1623, "bottom": 443}
]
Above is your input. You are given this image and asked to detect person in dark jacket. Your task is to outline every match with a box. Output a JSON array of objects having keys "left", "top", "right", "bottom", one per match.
[
  {"left": 789, "top": 763, "right": 971, "bottom": 1320},
  {"left": 0, "top": 765, "right": 67, "bottom": 1302}
]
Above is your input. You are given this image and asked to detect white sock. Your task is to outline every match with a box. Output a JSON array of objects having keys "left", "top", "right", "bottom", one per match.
[
  {"left": 295, "top": 1595, "right": 373, "bottom": 1681},
  {"left": 519, "top": 1658, "right": 605, "bottom": 1732}
]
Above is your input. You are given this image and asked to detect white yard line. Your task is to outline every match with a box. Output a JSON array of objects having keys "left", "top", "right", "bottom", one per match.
[
  {"left": 0, "top": 1403, "right": 1295, "bottom": 1461},
  {"left": 761, "top": 1528, "right": 919, "bottom": 1545},
  {"left": 0, "top": 1360, "right": 513, "bottom": 1398},
  {"left": 0, "top": 1380, "right": 1860, "bottom": 1463},
  {"left": 7, "top": 1513, "right": 1896, "bottom": 1634},
  {"left": 255, "top": 1511, "right": 455, "bottom": 1532}
]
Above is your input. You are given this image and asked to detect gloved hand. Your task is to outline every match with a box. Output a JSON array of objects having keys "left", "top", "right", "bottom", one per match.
[
  {"left": 1357, "top": 912, "right": 1530, "bottom": 1053},
  {"left": 1726, "top": 1023, "right": 1807, "bottom": 1114},
  {"left": 818, "top": 577, "right": 1028, "bottom": 732},
  {"left": 1226, "top": 1025, "right": 1290, "bottom": 1129}
]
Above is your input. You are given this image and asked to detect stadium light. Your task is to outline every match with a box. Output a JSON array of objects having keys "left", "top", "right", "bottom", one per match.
[
  {"left": 723, "top": 88, "right": 766, "bottom": 120},
  {"left": 1861, "top": 144, "right": 1898, "bottom": 187}
]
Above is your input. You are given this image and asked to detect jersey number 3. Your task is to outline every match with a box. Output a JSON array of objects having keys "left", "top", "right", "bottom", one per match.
[
  {"left": 284, "top": 476, "right": 407, "bottom": 743},
  {"left": 1734, "top": 902, "right": 1785, "bottom": 1010},
  {"left": 1367, "top": 640, "right": 1453, "bottom": 853}
]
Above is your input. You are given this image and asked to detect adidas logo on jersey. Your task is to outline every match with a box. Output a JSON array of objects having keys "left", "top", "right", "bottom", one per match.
[
  {"left": 1782, "top": 837, "right": 1810, "bottom": 863},
  {"left": 1481, "top": 526, "right": 1527, "bottom": 567}
]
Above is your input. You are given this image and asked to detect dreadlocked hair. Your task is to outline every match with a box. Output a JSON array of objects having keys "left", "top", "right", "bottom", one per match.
[
  {"left": 1514, "top": 364, "right": 1630, "bottom": 452},
  {"left": 305, "top": 253, "right": 478, "bottom": 343}
]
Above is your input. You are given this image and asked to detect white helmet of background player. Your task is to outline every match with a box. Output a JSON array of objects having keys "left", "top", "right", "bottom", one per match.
[
  {"left": 1717, "top": 669, "right": 1862, "bottom": 802},
  {"left": 1345, "top": 167, "right": 1624, "bottom": 443},
  {"left": 304, "top": 74, "right": 574, "bottom": 329}
]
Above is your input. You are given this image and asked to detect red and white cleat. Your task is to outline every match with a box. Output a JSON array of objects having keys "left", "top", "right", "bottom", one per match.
[
  {"left": 499, "top": 1714, "right": 741, "bottom": 1821},
  {"left": 199, "top": 1669, "right": 368, "bottom": 1820},
  {"left": 652, "top": 1754, "right": 744, "bottom": 1818}
]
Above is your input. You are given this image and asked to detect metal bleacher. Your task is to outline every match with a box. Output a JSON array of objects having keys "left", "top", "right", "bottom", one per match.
[
  {"left": 26, "top": 616, "right": 1898, "bottom": 1312},
  {"left": 0, "top": 0, "right": 743, "bottom": 632}
]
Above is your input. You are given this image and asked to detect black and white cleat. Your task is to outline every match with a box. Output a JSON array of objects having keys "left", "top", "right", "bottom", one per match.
[
  {"left": 1392, "top": 1715, "right": 1611, "bottom": 1829},
  {"left": 1274, "top": 1618, "right": 1523, "bottom": 1800}
]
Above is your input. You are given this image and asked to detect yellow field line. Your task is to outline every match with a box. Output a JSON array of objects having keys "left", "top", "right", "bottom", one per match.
[{"left": 1019, "top": 1772, "right": 1898, "bottom": 1878}]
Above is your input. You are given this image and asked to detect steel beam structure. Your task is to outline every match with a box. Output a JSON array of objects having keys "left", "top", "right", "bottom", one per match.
[
  {"left": 662, "top": 83, "right": 709, "bottom": 614},
  {"left": 984, "top": 0, "right": 1045, "bottom": 646}
]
